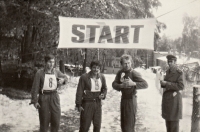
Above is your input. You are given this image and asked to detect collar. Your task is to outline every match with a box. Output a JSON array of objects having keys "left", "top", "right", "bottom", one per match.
[
  {"left": 122, "top": 68, "right": 133, "bottom": 73},
  {"left": 88, "top": 71, "right": 100, "bottom": 79},
  {"left": 44, "top": 68, "right": 55, "bottom": 74},
  {"left": 168, "top": 66, "right": 177, "bottom": 73}
]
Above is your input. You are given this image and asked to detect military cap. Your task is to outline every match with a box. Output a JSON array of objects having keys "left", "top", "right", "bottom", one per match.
[{"left": 166, "top": 54, "right": 177, "bottom": 61}]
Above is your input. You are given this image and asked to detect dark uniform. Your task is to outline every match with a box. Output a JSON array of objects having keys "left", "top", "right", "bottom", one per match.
[
  {"left": 75, "top": 71, "right": 107, "bottom": 132},
  {"left": 161, "top": 55, "right": 184, "bottom": 132},
  {"left": 112, "top": 68, "right": 148, "bottom": 132}
]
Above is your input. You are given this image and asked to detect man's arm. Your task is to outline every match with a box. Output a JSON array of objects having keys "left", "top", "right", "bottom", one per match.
[
  {"left": 56, "top": 70, "right": 68, "bottom": 84},
  {"left": 30, "top": 70, "right": 41, "bottom": 104},
  {"left": 75, "top": 76, "right": 84, "bottom": 107},
  {"left": 165, "top": 73, "right": 184, "bottom": 91},
  {"left": 112, "top": 71, "right": 123, "bottom": 91},
  {"left": 132, "top": 70, "right": 148, "bottom": 89},
  {"left": 100, "top": 74, "right": 107, "bottom": 99}
]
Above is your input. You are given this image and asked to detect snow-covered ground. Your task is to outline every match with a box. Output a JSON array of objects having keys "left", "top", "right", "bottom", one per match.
[{"left": 0, "top": 68, "right": 192, "bottom": 132}]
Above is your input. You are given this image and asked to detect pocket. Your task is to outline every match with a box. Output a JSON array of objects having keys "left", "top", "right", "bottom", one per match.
[
  {"left": 81, "top": 102, "right": 86, "bottom": 108},
  {"left": 38, "top": 95, "right": 44, "bottom": 104},
  {"left": 163, "top": 93, "right": 174, "bottom": 112},
  {"left": 99, "top": 101, "right": 102, "bottom": 108},
  {"left": 53, "top": 94, "right": 61, "bottom": 111},
  {"left": 38, "top": 94, "right": 48, "bottom": 108},
  {"left": 163, "top": 92, "right": 173, "bottom": 100},
  {"left": 55, "top": 93, "right": 60, "bottom": 104}
]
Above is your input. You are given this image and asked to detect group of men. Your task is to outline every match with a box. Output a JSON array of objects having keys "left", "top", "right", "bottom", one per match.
[{"left": 30, "top": 54, "right": 184, "bottom": 132}]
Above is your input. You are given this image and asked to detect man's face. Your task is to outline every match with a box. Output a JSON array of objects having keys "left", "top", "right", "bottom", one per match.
[
  {"left": 167, "top": 60, "right": 176, "bottom": 68},
  {"left": 46, "top": 59, "right": 55, "bottom": 70},
  {"left": 91, "top": 65, "right": 100, "bottom": 75},
  {"left": 122, "top": 59, "right": 132, "bottom": 71}
]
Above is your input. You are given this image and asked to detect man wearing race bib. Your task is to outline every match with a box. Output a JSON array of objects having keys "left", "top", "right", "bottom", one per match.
[
  {"left": 75, "top": 61, "right": 107, "bottom": 132},
  {"left": 30, "top": 54, "right": 68, "bottom": 132}
]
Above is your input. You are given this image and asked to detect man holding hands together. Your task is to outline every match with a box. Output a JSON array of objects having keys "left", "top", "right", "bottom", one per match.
[
  {"left": 112, "top": 54, "right": 148, "bottom": 132},
  {"left": 160, "top": 55, "right": 184, "bottom": 132}
]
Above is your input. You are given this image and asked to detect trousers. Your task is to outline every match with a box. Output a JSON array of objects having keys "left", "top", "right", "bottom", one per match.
[
  {"left": 38, "top": 92, "right": 61, "bottom": 132},
  {"left": 165, "top": 120, "right": 179, "bottom": 132},
  {"left": 79, "top": 101, "right": 102, "bottom": 132},
  {"left": 121, "top": 96, "right": 137, "bottom": 132}
]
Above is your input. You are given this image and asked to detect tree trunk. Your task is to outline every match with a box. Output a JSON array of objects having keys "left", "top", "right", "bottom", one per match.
[
  {"left": 0, "top": 58, "right": 2, "bottom": 74},
  {"left": 59, "top": 60, "right": 65, "bottom": 74},
  {"left": 20, "top": 25, "right": 35, "bottom": 90},
  {"left": 191, "top": 86, "right": 200, "bottom": 132},
  {"left": 146, "top": 51, "right": 148, "bottom": 68},
  {"left": 0, "top": 58, "right": 2, "bottom": 86},
  {"left": 101, "top": 51, "right": 106, "bottom": 73},
  {"left": 82, "top": 48, "right": 87, "bottom": 74},
  {"left": 22, "top": 25, "right": 33, "bottom": 63}
]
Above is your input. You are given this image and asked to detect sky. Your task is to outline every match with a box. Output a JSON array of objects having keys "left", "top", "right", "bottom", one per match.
[{"left": 153, "top": 0, "right": 200, "bottom": 39}]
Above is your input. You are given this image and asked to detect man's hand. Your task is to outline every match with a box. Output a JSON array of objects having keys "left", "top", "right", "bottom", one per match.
[
  {"left": 99, "top": 94, "right": 105, "bottom": 99},
  {"left": 120, "top": 83, "right": 129, "bottom": 88},
  {"left": 57, "top": 78, "right": 65, "bottom": 85},
  {"left": 34, "top": 102, "right": 40, "bottom": 109},
  {"left": 76, "top": 106, "right": 84, "bottom": 112},
  {"left": 126, "top": 77, "right": 136, "bottom": 86},
  {"left": 160, "top": 80, "right": 167, "bottom": 87},
  {"left": 121, "top": 78, "right": 136, "bottom": 88}
]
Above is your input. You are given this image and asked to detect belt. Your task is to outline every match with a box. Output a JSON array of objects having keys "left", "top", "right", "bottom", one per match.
[
  {"left": 122, "top": 94, "right": 136, "bottom": 99},
  {"left": 40, "top": 90, "right": 57, "bottom": 94},
  {"left": 164, "top": 90, "right": 180, "bottom": 93},
  {"left": 83, "top": 98, "right": 101, "bottom": 103}
]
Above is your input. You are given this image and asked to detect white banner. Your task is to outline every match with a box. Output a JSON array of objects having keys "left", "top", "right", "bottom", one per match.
[{"left": 58, "top": 16, "right": 156, "bottom": 49}]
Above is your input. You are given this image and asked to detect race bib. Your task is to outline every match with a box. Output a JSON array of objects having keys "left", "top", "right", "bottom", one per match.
[
  {"left": 90, "top": 78, "right": 102, "bottom": 92},
  {"left": 42, "top": 74, "right": 57, "bottom": 90}
]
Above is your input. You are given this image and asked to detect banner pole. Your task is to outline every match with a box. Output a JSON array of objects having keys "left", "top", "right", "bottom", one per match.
[{"left": 98, "top": 48, "right": 99, "bottom": 60}]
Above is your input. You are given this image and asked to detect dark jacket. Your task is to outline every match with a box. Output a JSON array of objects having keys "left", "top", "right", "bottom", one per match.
[
  {"left": 112, "top": 68, "right": 148, "bottom": 98},
  {"left": 161, "top": 67, "right": 184, "bottom": 121},
  {"left": 75, "top": 71, "right": 107, "bottom": 107}
]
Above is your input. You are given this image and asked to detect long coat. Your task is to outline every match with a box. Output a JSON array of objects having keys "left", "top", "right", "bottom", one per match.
[{"left": 161, "top": 67, "right": 184, "bottom": 121}]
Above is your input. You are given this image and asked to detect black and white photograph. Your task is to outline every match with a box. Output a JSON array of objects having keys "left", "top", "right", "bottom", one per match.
[{"left": 0, "top": 0, "right": 200, "bottom": 132}]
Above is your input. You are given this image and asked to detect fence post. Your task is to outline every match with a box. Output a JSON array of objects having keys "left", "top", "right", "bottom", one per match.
[{"left": 191, "top": 85, "right": 200, "bottom": 132}]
